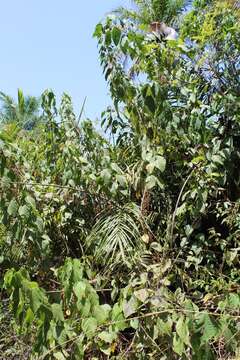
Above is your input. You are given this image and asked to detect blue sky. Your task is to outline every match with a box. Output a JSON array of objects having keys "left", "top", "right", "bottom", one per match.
[{"left": 0, "top": 1, "right": 130, "bottom": 120}]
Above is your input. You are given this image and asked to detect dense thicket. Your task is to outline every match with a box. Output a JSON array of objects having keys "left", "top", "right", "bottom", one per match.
[{"left": 0, "top": 0, "right": 240, "bottom": 359}]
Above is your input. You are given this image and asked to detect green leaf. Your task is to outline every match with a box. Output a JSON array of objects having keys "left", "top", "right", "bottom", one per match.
[
  {"left": 98, "top": 331, "right": 117, "bottom": 344},
  {"left": 94, "top": 304, "right": 111, "bottom": 324},
  {"left": 130, "top": 319, "right": 139, "bottom": 329},
  {"left": 23, "top": 307, "right": 34, "bottom": 328},
  {"left": 99, "top": 344, "right": 112, "bottom": 356},
  {"left": 154, "top": 156, "right": 166, "bottom": 172},
  {"left": 81, "top": 301, "right": 91, "bottom": 318},
  {"left": 145, "top": 175, "right": 157, "bottom": 190},
  {"left": 73, "top": 281, "right": 87, "bottom": 301},
  {"left": 116, "top": 174, "right": 127, "bottom": 187},
  {"left": 51, "top": 303, "right": 64, "bottom": 322},
  {"left": 28, "top": 286, "right": 46, "bottom": 313},
  {"left": 93, "top": 23, "right": 103, "bottom": 38},
  {"left": 7, "top": 199, "right": 18, "bottom": 216},
  {"left": 105, "top": 30, "right": 112, "bottom": 46},
  {"left": 35, "top": 217, "right": 44, "bottom": 232},
  {"left": 173, "top": 334, "right": 184, "bottom": 356},
  {"left": 53, "top": 352, "right": 67, "bottom": 360},
  {"left": 228, "top": 293, "right": 240, "bottom": 310},
  {"left": 18, "top": 205, "right": 29, "bottom": 217},
  {"left": 212, "top": 154, "right": 224, "bottom": 165},
  {"left": 112, "top": 27, "right": 121, "bottom": 46},
  {"left": 25, "top": 195, "right": 36, "bottom": 208},
  {"left": 111, "top": 303, "right": 122, "bottom": 321},
  {"left": 176, "top": 316, "right": 190, "bottom": 346},
  {"left": 225, "top": 250, "right": 238, "bottom": 266},
  {"left": 72, "top": 259, "right": 84, "bottom": 282},
  {"left": 18, "top": 88, "right": 25, "bottom": 114},
  {"left": 111, "top": 162, "right": 122, "bottom": 173},
  {"left": 145, "top": 95, "right": 156, "bottom": 113},
  {"left": 111, "top": 304, "right": 127, "bottom": 331},
  {"left": 82, "top": 317, "right": 97, "bottom": 338},
  {"left": 176, "top": 203, "right": 186, "bottom": 217},
  {"left": 100, "top": 168, "right": 112, "bottom": 184},
  {"left": 156, "top": 318, "right": 172, "bottom": 336},
  {"left": 200, "top": 313, "right": 218, "bottom": 344}
]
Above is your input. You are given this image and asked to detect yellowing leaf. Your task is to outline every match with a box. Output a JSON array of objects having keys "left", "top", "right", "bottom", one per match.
[
  {"left": 203, "top": 293, "right": 213, "bottom": 304},
  {"left": 141, "top": 234, "right": 150, "bottom": 243},
  {"left": 134, "top": 288, "right": 149, "bottom": 303}
]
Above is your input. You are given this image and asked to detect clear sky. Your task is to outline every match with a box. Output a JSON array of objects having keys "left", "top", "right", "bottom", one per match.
[{"left": 0, "top": 1, "right": 130, "bottom": 120}]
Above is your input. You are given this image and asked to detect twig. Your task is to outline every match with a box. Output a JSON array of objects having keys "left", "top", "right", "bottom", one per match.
[
  {"left": 119, "top": 332, "right": 136, "bottom": 359},
  {"left": 140, "top": 324, "right": 165, "bottom": 356}
]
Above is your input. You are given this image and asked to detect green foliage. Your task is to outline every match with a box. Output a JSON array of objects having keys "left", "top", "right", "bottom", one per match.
[
  {"left": 1, "top": 0, "right": 240, "bottom": 358},
  {"left": 4, "top": 259, "right": 128, "bottom": 359},
  {"left": 3, "top": 258, "right": 240, "bottom": 359}
]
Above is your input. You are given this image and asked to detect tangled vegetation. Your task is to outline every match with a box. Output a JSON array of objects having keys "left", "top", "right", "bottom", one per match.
[{"left": 0, "top": 0, "right": 240, "bottom": 359}]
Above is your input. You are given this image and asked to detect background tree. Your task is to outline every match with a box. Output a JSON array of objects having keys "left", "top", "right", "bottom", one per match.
[
  {"left": 114, "top": 0, "right": 188, "bottom": 26},
  {"left": 0, "top": 88, "right": 42, "bottom": 130}
]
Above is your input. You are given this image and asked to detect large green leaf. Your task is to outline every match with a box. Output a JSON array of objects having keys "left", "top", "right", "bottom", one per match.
[
  {"left": 112, "top": 27, "right": 121, "bottom": 45},
  {"left": 176, "top": 316, "right": 190, "bottom": 346},
  {"left": 51, "top": 304, "right": 64, "bottom": 322},
  {"left": 82, "top": 317, "right": 98, "bottom": 338},
  {"left": 173, "top": 334, "right": 184, "bottom": 356}
]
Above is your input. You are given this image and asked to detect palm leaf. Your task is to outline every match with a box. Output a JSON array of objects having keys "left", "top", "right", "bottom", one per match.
[
  {"left": 87, "top": 203, "right": 145, "bottom": 267},
  {"left": 0, "top": 90, "right": 41, "bottom": 129},
  {"left": 113, "top": 0, "right": 186, "bottom": 25}
]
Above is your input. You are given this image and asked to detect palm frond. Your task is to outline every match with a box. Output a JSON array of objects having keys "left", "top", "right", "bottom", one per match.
[
  {"left": 24, "top": 96, "right": 40, "bottom": 116},
  {"left": 0, "top": 90, "right": 41, "bottom": 129},
  {"left": 0, "top": 92, "right": 17, "bottom": 124},
  {"left": 113, "top": 0, "right": 186, "bottom": 25},
  {"left": 87, "top": 203, "right": 145, "bottom": 267}
]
